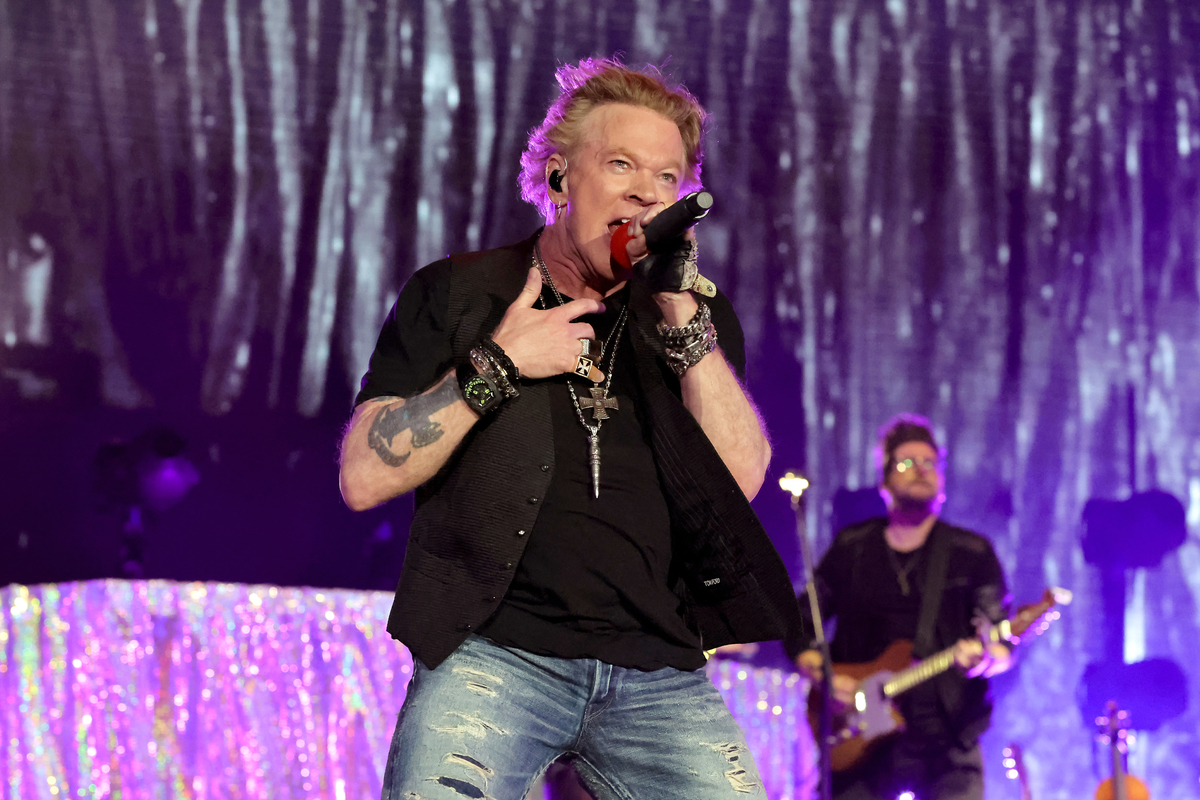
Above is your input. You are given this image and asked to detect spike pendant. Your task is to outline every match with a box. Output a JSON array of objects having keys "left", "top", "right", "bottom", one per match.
[
  {"left": 533, "top": 244, "right": 628, "bottom": 499},
  {"left": 587, "top": 428, "right": 602, "bottom": 498}
]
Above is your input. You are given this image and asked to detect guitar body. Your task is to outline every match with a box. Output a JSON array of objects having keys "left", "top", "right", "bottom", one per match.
[
  {"left": 805, "top": 588, "right": 1069, "bottom": 775},
  {"left": 809, "top": 640, "right": 914, "bottom": 772}
]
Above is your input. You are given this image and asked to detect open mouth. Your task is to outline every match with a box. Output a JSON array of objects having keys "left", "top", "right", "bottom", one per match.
[{"left": 607, "top": 218, "right": 631, "bottom": 234}]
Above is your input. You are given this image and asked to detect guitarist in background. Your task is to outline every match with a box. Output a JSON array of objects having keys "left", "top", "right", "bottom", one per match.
[{"left": 788, "top": 414, "right": 1013, "bottom": 800}]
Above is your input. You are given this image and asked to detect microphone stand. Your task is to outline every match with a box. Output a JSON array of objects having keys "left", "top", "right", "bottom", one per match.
[{"left": 781, "top": 473, "right": 833, "bottom": 800}]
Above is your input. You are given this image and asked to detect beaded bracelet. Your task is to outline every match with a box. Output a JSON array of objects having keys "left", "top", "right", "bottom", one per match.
[{"left": 480, "top": 338, "right": 520, "bottom": 382}]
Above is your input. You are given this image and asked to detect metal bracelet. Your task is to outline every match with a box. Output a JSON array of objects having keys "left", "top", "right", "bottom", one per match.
[
  {"left": 480, "top": 337, "right": 520, "bottom": 381},
  {"left": 480, "top": 348, "right": 518, "bottom": 399},
  {"left": 657, "top": 301, "right": 712, "bottom": 342},
  {"left": 469, "top": 346, "right": 518, "bottom": 399},
  {"left": 664, "top": 323, "right": 717, "bottom": 377}
]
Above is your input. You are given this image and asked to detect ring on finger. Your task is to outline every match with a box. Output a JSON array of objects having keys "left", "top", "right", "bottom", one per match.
[
  {"left": 574, "top": 339, "right": 603, "bottom": 382},
  {"left": 574, "top": 352, "right": 595, "bottom": 379}
]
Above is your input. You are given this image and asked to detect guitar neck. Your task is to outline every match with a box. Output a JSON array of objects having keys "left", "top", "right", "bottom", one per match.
[
  {"left": 882, "top": 646, "right": 957, "bottom": 698},
  {"left": 880, "top": 588, "right": 1066, "bottom": 700},
  {"left": 1112, "top": 741, "right": 1128, "bottom": 800}
]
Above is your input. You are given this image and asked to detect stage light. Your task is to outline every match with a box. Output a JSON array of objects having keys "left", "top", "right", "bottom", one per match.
[
  {"left": 779, "top": 471, "right": 809, "bottom": 497},
  {"left": 94, "top": 426, "right": 200, "bottom": 576},
  {"left": 139, "top": 455, "right": 199, "bottom": 511}
]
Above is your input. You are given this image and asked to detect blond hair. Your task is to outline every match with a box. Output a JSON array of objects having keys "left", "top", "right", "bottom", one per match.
[{"left": 519, "top": 57, "right": 708, "bottom": 221}]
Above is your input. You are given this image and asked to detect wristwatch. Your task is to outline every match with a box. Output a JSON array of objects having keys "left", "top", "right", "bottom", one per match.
[{"left": 457, "top": 362, "right": 503, "bottom": 415}]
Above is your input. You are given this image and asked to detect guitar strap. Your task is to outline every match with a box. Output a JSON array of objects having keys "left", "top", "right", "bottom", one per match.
[{"left": 913, "top": 522, "right": 951, "bottom": 658}]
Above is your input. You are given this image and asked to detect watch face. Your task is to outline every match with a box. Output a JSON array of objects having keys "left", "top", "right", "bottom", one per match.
[{"left": 463, "top": 375, "right": 497, "bottom": 409}]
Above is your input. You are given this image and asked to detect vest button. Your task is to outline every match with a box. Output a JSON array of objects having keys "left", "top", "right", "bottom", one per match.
[
  {"left": 541, "top": 464, "right": 550, "bottom": 472},
  {"left": 528, "top": 496, "right": 539, "bottom": 504},
  {"left": 505, "top": 562, "right": 514, "bottom": 568},
  {"left": 516, "top": 530, "right": 526, "bottom": 536}
]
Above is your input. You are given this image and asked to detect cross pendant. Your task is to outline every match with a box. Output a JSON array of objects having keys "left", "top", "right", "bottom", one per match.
[{"left": 578, "top": 387, "right": 619, "bottom": 420}]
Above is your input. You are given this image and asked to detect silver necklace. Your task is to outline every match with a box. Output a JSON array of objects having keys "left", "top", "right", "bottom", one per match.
[
  {"left": 886, "top": 544, "right": 921, "bottom": 596},
  {"left": 533, "top": 245, "right": 629, "bottom": 498}
]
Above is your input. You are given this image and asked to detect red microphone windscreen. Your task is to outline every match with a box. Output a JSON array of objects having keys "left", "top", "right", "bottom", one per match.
[{"left": 609, "top": 222, "right": 635, "bottom": 269}]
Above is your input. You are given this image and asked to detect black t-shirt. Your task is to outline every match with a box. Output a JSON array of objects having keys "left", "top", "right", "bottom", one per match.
[
  {"left": 356, "top": 261, "right": 704, "bottom": 671},
  {"left": 355, "top": 262, "right": 456, "bottom": 403},
  {"left": 842, "top": 537, "right": 945, "bottom": 740}
]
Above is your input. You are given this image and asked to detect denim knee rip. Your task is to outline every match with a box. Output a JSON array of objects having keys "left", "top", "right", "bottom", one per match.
[
  {"left": 416, "top": 667, "right": 510, "bottom": 799},
  {"left": 701, "top": 741, "right": 760, "bottom": 794}
]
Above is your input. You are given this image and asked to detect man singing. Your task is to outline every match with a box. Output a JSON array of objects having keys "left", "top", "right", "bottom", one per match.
[
  {"left": 339, "top": 57, "right": 801, "bottom": 800},
  {"left": 790, "top": 415, "right": 1012, "bottom": 800}
]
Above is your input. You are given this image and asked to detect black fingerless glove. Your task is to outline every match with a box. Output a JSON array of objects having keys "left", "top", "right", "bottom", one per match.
[{"left": 633, "top": 239, "right": 698, "bottom": 294}]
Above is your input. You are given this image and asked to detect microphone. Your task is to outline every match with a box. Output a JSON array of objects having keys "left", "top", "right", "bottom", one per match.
[
  {"left": 610, "top": 191, "right": 714, "bottom": 269},
  {"left": 644, "top": 191, "right": 714, "bottom": 251}
]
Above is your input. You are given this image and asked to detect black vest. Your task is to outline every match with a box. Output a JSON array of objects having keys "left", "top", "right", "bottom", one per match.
[{"left": 385, "top": 233, "right": 803, "bottom": 669}]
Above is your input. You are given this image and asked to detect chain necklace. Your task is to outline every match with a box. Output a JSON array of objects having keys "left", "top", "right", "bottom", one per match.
[
  {"left": 886, "top": 543, "right": 922, "bottom": 597},
  {"left": 533, "top": 245, "right": 629, "bottom": 498}
]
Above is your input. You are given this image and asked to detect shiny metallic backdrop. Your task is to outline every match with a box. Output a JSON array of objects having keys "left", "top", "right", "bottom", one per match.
[{"left": 1, "top": 0, "right": 1199, "bottom": 797}]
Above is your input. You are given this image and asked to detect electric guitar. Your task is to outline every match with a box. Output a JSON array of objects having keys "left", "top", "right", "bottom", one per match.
[{"left": 810, "top": 587, "right": 1071, "bottom": 773}]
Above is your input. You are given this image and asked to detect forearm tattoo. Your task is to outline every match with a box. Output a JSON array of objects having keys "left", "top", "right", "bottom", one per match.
[{"left": 367, "top": 380, "right": 461, "bottom": 467}]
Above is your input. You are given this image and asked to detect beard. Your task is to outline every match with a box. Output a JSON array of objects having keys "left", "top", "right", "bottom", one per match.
[{"left": 890, "top": 486, "right": 941, "bottom": 515}]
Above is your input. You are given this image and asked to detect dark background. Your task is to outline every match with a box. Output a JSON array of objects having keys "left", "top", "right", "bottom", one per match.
[{"left": 2, "top": 0, "right": 1199, "bottom": 796}]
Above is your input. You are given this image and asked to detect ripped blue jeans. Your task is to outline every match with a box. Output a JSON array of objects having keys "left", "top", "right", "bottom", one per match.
[{"left": 382, "top": 635, "right": 763, "bottom": 800}]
